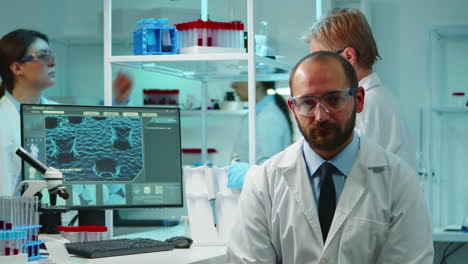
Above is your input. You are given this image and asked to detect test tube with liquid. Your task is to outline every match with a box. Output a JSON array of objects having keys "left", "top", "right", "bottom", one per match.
[
  {"left": 12, "top": 231, "right": 19, "bottom": 255},
  {"left": 196, "top": 20, "right": 204, "bottom": 46},
  {"left": 0, "top": 197, "right": 5, "bottom": 229},
  {"left": 4, "top": 197, "right": 13, "bottom": 230},
  {"left": 206, "top": 21, "right": 214, "bottom": 47},
  {"left": 4, "top": 232, "right": 11, "bottom": 256}
]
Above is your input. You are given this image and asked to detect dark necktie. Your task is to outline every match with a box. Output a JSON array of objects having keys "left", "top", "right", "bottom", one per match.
[{"left": 318, "top": 162, "right": 336, "bottom": 242}]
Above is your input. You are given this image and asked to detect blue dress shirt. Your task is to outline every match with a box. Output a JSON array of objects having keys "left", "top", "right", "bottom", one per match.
[{"left": 302, "top": 131, "right": 360, "bottom": 206}]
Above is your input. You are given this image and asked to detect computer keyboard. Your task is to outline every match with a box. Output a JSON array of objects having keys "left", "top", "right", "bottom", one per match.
[{"left": 65, "top": 238, "right": 175, "bottom": 258}]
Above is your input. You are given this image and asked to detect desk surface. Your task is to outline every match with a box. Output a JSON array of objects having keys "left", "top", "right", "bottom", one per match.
[
  {"left": 82, "top": 246, "right": 226, "bottom": 264},
  {"left": 90, "top": 226, "right": 226, "bottom": 264},
  {"left": 432, "top": 228, "right": 468, "bottom": 242}
]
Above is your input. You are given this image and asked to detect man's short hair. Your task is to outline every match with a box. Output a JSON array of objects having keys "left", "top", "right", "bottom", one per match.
[
  {"left": 304, "top": 8, "right": 380, "bottom": 70},
  {"left": 289, "top": 51, "right": 358, "bottom": 95}
]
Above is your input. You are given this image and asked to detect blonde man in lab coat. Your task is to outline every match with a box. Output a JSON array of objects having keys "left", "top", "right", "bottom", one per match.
[
  {"left": 226, "top": 51, "right": 433, "bottom": 263},
  {"left": 305, "top": 8, "right": 417, "bottom": 170}
]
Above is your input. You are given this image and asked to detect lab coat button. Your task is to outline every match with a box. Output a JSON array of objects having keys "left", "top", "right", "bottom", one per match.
[{"left": 319, "top": 259, "right": 327, "bottom": 264}]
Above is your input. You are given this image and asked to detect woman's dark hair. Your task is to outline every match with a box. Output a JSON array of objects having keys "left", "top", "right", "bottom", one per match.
[
  {"left": 0, "top": 29, "right": 49, "bottom": 98},
  {"left": 259, "top": 81, "right": 293, "bottom": 139}
]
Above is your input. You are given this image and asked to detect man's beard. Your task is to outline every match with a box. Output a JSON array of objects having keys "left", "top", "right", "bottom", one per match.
[{"left": 298, "top": 106, "right": 356, "bottom": 151}]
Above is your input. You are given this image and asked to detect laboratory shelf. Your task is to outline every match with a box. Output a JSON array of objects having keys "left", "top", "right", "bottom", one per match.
[
  {"left": 109, "top": 54, "right": 292, "bottom": 81},
  {"left": 431, "top": 106, "right": 468, "bottom": 114},
  {"left": 432, "top": 228, "right": 468, "bottom": 242},
  {"left": 426, "top": 25, "right": 468, "bottom": 230},
  {"left": 430, "top": 25, "right": 468, "bottom": 39},
  {"left": 181, "top": 110, "right": 248, "bottom": 116},
  {"left": 50, "top": 34, "right": 132, "bottom": 46}
]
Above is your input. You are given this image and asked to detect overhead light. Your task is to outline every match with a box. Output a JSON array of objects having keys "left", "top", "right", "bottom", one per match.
[{"left": 267, "top": 87, "right": 290, "bottom": 96}]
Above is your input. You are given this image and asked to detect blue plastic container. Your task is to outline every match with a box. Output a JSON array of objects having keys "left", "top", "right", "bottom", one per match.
[{"left": 133, "top": 18, "right": 179, "bottom": 55}]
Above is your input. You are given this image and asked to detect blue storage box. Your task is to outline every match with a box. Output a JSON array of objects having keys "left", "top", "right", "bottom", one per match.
[{"left": 133, "top": 18, "right": 179, "bottom": 55}]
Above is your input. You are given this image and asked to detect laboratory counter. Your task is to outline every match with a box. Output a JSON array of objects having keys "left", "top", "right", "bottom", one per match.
[
  {"left": 37, "top": 224, "right": 227, "bottom": 264},
  {"left": 79, "top": 245, "right": 226, "bottom": 264}
]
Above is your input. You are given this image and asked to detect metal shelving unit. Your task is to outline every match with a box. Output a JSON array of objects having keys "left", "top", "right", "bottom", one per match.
[
  {"left": 102, "top": 0, "right": 292, "bottom": 165},
  {"left": 426, "top": 25, "right": 468, "bottom": 230}
]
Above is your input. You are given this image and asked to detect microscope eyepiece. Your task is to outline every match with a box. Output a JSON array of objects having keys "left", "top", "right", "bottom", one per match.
[{"left": 16, "top": 146, "right": 48, "bottom": 174}]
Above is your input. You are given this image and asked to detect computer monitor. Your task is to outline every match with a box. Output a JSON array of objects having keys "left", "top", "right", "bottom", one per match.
[{"left": 20, "top": 104, "right": 183, "bottom": 217}]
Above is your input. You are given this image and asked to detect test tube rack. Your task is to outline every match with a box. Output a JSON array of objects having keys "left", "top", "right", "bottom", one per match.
[
  {"left": 0, "top": 225, "right": 45, "bottom": 262},
  {"left": 133, "top": 18, "right": 179, "bottom": 55}
]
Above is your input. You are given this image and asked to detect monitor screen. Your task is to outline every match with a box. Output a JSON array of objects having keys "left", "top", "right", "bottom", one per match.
[{"left": 20, "top": 104, "right": 183, "bottom": 210}]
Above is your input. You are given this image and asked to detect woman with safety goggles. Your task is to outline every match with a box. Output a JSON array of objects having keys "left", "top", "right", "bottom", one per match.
[{"left": 0, "top": 29, "right": 132, "bottom": 196}]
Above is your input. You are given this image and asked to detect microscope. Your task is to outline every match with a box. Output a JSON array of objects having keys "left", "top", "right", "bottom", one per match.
[
  {"left": 15, "top": 147, "right": 68, "bottom": 201},
  {"left": 15, "top": 147, "right": 69, "bottom": 233}
]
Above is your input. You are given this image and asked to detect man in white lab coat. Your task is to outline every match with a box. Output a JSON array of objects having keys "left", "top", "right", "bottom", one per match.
[
  {"left": 225, "top": 51, "right": 433, "bottom": 263},
  {"left": 305, "top": 8, "right": 417, "bottom": 170}
]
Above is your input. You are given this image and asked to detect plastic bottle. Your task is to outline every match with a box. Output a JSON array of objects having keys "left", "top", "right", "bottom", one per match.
[{"left": 255, "top": 21, "right": 268, "bottom": 56}]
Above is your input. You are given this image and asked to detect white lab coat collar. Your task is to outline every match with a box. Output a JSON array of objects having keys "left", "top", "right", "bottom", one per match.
[
  {"left": 4, "top": 90, "right": 55, "bottom": 112},
  {"left": 4, "top": 91, "right": 21, "bottom": 112},
  {"left": 302, "top": 131, "right": 360, "bottom": 177},
  {"left": 359, "top": 72, "right": 381, "bottom": 92},
  {"left": 268, "top": 136, "right": 389, "bottom": 248},
  {"left": 272, "top": 136, "right": 388, "bottom": 170}
]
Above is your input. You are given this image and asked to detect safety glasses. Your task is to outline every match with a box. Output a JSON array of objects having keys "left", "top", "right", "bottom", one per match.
[
  {"left": 289, "top": 87, "right": 356, "bottom": 116},
  {"left": 17, "top": 51, "right": 55, "bottom": 65}
]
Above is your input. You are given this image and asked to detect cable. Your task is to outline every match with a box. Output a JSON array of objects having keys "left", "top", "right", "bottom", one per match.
[
  {"left": 440, "top": 242, "right": 465, "bottom": 264},
  {"left": 439, "top": 242, "right": 454, "bottom": 264},
  {"left": 443, "top": 243, "right": 465, "bottom": 263},
  {"left": 68, "top": 213, "right": 79, "bottom": 226}
]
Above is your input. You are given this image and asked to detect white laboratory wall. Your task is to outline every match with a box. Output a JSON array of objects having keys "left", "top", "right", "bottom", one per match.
[
  {"left": 369, "top": 0, "right": 468, "bottom": 219},
  {"left": 371, "top": 0, "right": 468, "bottom": 136},
  {"left": 367, "top": 0, "right": 468, "bottom": 262}
]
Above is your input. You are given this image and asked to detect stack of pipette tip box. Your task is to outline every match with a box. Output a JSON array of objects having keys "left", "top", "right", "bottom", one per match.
[{"left": 0, "top": 196, "right": 45, "bottom": 262}]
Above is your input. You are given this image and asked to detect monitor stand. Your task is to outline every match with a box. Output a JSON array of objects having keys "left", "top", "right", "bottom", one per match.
[
  {"left": 78, "top": 209, "right": 114, "bottom": 238},
  {"left": 78, "top": 209, "right": 105, "bottom": 225}
]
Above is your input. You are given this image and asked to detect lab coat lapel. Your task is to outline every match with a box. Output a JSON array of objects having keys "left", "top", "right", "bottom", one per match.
[
  {"left": 324, "top": 138, "right": 384, "bottom": 248},
  {"left": 281, "top": 140, "right": 324, "bottom": 246}
]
